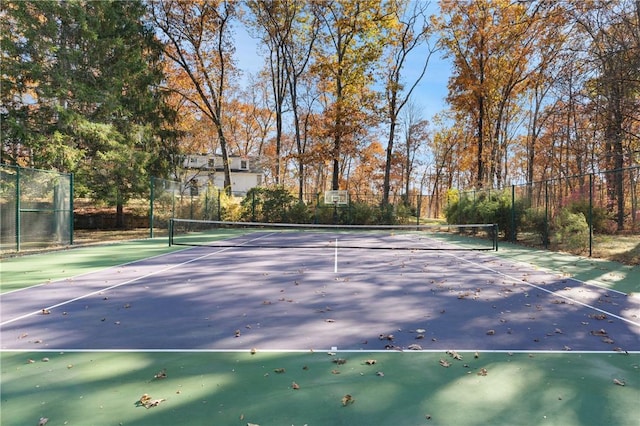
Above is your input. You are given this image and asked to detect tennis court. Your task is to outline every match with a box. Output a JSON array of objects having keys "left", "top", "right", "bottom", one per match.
[{"left": 1, "top": 221, "right": 639, "bottom": 425}]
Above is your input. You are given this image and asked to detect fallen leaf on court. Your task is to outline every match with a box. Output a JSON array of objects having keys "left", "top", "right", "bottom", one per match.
[
  {"left": 154, "top": 369, "right": 167, "bottom": 380},
  {"left": 145, "top": 398, "right": 166, "bottom": 408},
  {"left": 291, "top": 381, "right": 300, "bottom": 390},
  {"left": 274, "top": 368, "right": 286, "bottom": 373},
  {"left": 333, "top": 358, "right": 347, "bottom": 365},
  {"left": 602, "top": 337, "right": 615, "bottom": 344},
  {"left": 590, "top": 329, "right": 607, "bottom": 336},
  {"left": 341, "top": 394, "right": 355, "bottom": 406},
  {"left": 613, "top": 378, "right": 625, "bottom": 386},
  {"left": 379, "top": 334, "right": 394, "bottom": 341},
  {"left": 486, "top": 329, "right": 495, "bottom": 335},
  {"left": 137, "top": 394, "right": 166, "bottom": 408},
  {"left": 590, "top": 314, "right": 607, "bottom": 320},
  {"left": 439, "top": 359, "right": 450, "bottom": 368},
  {"left": 325, "top": 319, "right": 335, "bottom": 323},
  {"left": 415, "top": 328, "right": 426, "bottom": 334},
  {"left": 42, "top": 357, "right": 49, "bottom": 362},
  {"left": 262, "top": 300, "right": 272, "bottom": 305},
  {"left": 38, "top": 417, "right": 48, "bottom": 426},
  {"left": 331, "top": 369, "right": 340, "bottom": 374},
  {"left": 234, "top": 330, "right": 241, "bottom": 337},
  {"left": 474, "top": 352, "right": 479, "bottom": 359},
  {"left": 477, "top": 368, "right": 488, "bottom": 376},
  {"left": 247, "top": 423, "right": 260, "bottom": 426},
  {"left": 563, "top": 345, "right": 572, "bottom": 351},
  {"left": 250, "top": 348, "right": 257, "bottom": 355},
  {"left": 555, "top": 328, "right": 563, "bottom": 334},
  {"left": 41, "top": 309, "right": 50, "bottom": 315},
  {"left": 407, "top": 344, "right": 422, "bottom": 350},
  {"left": 446, "top": 350, "right": 462, "bottom": 360},
  {"left": 376, "top": 371, "right": 384, "bottom": 377},
  {"left": 365, "top": 359, "right": 377, "bottom": 365}
]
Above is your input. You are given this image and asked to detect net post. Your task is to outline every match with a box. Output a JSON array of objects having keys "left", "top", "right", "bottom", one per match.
[
  {"left": 493, "top": 223, "right": 499, "bottom": 251},
  {"left": 168, "top": 218, "right": 174, "bottom": 247}
]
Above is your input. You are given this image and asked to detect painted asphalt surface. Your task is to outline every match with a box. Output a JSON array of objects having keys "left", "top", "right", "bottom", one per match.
[{"left": 1, "top": 232, "right": 639, "bottom": 352}]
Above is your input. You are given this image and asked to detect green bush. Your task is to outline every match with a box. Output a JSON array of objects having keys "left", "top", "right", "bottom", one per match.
[
  {"left": 444, "top": 189, "right": 524, "bottom": 240},
  {"left": 240, "top": 186, "right": 302, "bottom": 223},
  {"left": 220, "top": 192, "right": 242, "bottom": 221},
  {"left": 522, "top": 207, "right": 549, "bottom": 246},
  {"left": 553, "top": 208, "right": 589, "bottom": 253},
  {"left": 565, "top": 199, "right": 610, "bottom": 234}
]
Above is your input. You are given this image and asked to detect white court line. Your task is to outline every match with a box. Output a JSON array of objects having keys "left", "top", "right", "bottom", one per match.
[
  {"left": 0, "top": 348, "right": 638, "bottom": 354},
  {"left": 0, "top": 233, "right": 275, "bottom": 327},
  {"left": 444, "top": 251, "right": 640, "bottom": 328},
  {"left": 0, "top": 244, "right": 195, "bottom": 296}
]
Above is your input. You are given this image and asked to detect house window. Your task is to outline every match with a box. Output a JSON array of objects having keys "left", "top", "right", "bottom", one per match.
[
  {"left": 240, "top": 160, "right": 248, "bottom": 170},
  {"left": 208, "top": 158, "right": 215, "bottom": 169}
]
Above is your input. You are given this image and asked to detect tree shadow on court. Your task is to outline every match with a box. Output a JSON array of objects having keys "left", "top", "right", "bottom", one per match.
[
  {"left": 1, "top": 350, "right": 638, "bottom": 426},
  {"left": 2, "top": 250, "right": 639, "bottom": 355}
]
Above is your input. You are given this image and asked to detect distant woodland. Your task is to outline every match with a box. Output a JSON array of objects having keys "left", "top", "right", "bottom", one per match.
[{"left": 2, "top": 1, "right": 639, "bottom": 210}]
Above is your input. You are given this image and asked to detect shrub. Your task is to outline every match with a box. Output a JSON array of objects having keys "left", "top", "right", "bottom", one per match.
[
  {"left": 445, "top": 189, "right": 524, "bottom": 240},
  {"left": 522, "top": 207, "right": 549, "bottom": 246},
  {"left": 240, "top": 186, "right": 301, "bottom": 223},
  {"left": 553, "top": 208, "right": 589, "bottom": 253},
  {"left": 565, "top": 198, "right": 610, "bottom": 234},
  {"left": 220, "top": 192, "right": 242, "bottom": 221}
]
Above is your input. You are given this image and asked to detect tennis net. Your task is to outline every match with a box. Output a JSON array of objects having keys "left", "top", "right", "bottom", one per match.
[{"left": 168, "top": 219, "right": 498, "bottom": 251}]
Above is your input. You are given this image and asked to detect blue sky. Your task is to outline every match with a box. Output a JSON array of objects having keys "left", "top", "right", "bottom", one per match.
[{"left": 232, "top": 18, "right": 452, "bottom": 125}]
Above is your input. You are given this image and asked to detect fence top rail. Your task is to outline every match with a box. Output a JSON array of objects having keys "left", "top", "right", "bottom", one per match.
[{"left": 1, "top": 163, "right": 72, "bottom": 177}]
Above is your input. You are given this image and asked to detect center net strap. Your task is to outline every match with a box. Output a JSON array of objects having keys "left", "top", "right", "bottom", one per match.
[{"left": 169, "top": 219, "right": 498, "bottom": 251}]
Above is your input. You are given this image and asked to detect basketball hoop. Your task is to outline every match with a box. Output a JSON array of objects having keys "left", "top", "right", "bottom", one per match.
[{"left": 324, "top": 190, "right": 349, "bottom": 205}]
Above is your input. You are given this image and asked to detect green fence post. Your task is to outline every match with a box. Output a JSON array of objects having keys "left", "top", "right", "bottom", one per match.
[
  {"left": 217, "top": 188, "right": 221, "bottom": 220},
  {"left": 149, "top": 177, "right": 155, "bottom": 238},
  {"left": 544, "top": 180, "right": 549, "bottom": 250},
  {"left": 511, "top": 184, "right": 516, "bottom": 242},
  {"left": 589, "top": 173, "right": 593, "bottom": 257},
  {"left": 70, "top": 172, "right": 74, "bottom": 245},
  {"left": 252, "top": 190, "right": 256, "bottom": 222},
  {"left": 15, "top": 166, "right": 20, "bottom": 252}
]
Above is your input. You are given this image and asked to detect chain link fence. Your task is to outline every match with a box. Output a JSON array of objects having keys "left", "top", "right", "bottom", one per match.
[
  {"left": 1, "top": 164, "right": 73, "bottom": 253},
  {"left": 452, "top": 166, "right": 640, "bottom": 256}
]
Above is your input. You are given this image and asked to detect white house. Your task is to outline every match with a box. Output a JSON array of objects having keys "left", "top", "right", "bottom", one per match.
[{"left": 182, "top": 154, "right": 263, "bottom": 195}]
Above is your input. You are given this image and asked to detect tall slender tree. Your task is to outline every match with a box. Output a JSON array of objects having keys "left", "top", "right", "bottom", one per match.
[
  {"left": 381, "top": 0, "right": 437, "bottom": 207},
  {"left": 150, "top": 0, "right": 237, "bottom": 193}
]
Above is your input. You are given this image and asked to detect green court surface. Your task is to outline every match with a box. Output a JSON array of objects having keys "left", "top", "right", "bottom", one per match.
[
  {"left": 1, "top": 238, "right": 639, "bottom": 425},
  {"left": 1, "top": 350, "right": 638, "bottom": 426},
  {"left": 0, "top": 238, "right": 183, "bottom": 293}
]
